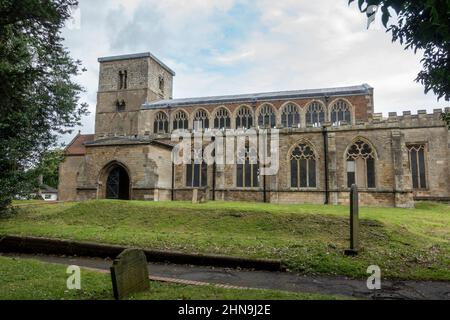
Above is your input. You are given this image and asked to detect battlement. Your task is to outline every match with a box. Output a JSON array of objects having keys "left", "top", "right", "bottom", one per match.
[{"left": 369, "top": 108, "right": 449, "bottom": 127}]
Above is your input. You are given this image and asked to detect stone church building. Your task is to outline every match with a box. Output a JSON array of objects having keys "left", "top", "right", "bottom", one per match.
[{"left": 59, "top": 52, "right": 450, "bottom": 207}]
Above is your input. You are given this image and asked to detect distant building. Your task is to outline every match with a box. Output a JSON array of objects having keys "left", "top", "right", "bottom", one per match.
[
  {"left": 39, "top": 184, "right": 58, "bottom": 201},
  {"left": 58, "top": 52, "right": 450, "bottom": 207}
]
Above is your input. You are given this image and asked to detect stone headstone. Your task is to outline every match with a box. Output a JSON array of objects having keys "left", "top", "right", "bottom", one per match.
[
  {"left": 192, "top": 188, "right": 199, "bottom": 204},
  {"left": 345, "top": 184, "right": 360, "bottom": 256},
  {"left": 110, "top": 249, "right": 149, "bottom": 300}
]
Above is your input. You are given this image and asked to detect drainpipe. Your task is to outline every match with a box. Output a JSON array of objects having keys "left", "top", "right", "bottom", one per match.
[{"left": 322, "top": 125, "right": 330, "bottom": 205}]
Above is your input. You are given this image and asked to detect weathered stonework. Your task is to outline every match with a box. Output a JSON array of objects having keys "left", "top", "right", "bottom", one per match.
[{"left": 59, "top": 52, "right": 450, "bottom": 207}]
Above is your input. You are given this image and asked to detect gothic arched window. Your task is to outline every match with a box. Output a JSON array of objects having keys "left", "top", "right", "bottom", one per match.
[
  {"left": 236, "top": 145, "right": 259, "bottom": 187},
  {"left": 258, "top": 104, "right": 276, "bottom": 128},
  {"left": 331, "top": 100, "right": 351, "bottom": 125},
  {"left": 281, "top": 103, "right": 301, "bottom": 128},
  {"left": 214, "top": 108, "right": 231, "bottom": 129},
  {"left": 290, "top": 143, "right": 317, "bottom": 188},
  {"left": 236, "top": 106, "right": 253, "bottom": 129},
  {"left": 306, "top": 102, "right": 325, "bottom": 127},
  {"left": 193, "top": 109, "right": 209, "bottom": 130},
  {"left": 173, "top": 110, "right": 189, "bottom": 130},
  {"left": 186, "top": 149, "right": 208, "bottom": 188},
  {"left": 346, "top": 139, "right": 376, "bottom": 188},
  {"left": 407, "top": 144, "right": 427, "bottom": 189},
  {"left": 153, "top": 111, "right": 169, "bottom": 134}
]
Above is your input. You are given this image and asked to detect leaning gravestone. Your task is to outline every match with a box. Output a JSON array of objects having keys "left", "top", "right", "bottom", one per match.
[{"left": 110, "top": 249, "right": 149, "bottom": 300}]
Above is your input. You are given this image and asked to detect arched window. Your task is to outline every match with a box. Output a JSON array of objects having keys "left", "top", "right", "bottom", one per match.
[
  {"left": 173, "top": 110, "right": 188, "bottom": 130},
  {"left": 118, "top": 70, "right": 128, "bottom": 90},
  {"left": 236, "top": 106, "right": 253, "bottom": 129},
  {"left": 306, "top": 102, "right": 325, "bottom": 126},
  {"left": 193, "top": 109, "right": 209, "bottom": 130},
  {"left": 290, "top": 143, "right": 317, "bottom": 188},
  {"left": 331, "top": 100, "right": 351, "bottom": 125},
  {"left": 236, "top": 145, "right": 259, "bottom": 187},
  {"left": 407, "top": 144, "right": 427, "bottom": 189},
  {"left": 116, "top": 100, "right": 126, "bottom": 112},
  {"left": 153, "top": 112, "right": 169, "bottom": 134},
  {"left": 258, "top": 104, "right": 276, "bottom": 128},
  {"left": 214, "top": 108, "right": 231, "bottom": 129},
  {"left": 186, "top": 149, "right": 207, "bottom": 188},
  {"left": 281, "top": 103, "right": 301, "bottom": 128},
  {"left": 346, "top": 139, "right": 376, "bottom": 188}
]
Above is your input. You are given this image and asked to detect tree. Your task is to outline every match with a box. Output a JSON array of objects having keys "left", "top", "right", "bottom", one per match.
[
  {"left": 34, "top": 149, "right": 65, "bottom": 189},
  {"left": 349, "top": 0, "right": 450, "bottom": 102},
  {"left": 0, "top": 0, "right": 88, "bottom": 212}
]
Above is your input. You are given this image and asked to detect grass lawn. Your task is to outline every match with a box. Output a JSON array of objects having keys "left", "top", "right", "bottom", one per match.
[
  {"left": 0, "top": 256, "right": 338, "bottom": 300},
  {"left": 1, "top": 200, "right": 449, "bottom": 281}
]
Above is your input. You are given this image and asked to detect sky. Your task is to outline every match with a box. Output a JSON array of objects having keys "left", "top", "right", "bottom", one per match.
[{"left": 61, "top": 0, "right": 449, "bottom": 144}]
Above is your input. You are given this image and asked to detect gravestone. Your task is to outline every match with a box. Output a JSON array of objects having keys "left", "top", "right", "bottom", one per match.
[
  {"left": 345, "top": 184, "right": 360, "bottom": 256},
  {"left": 192, "top": 188, "right": 199, "bottom": 204},
  {"left": 110, "top": 249, "right": 149, "bottom": 300}
]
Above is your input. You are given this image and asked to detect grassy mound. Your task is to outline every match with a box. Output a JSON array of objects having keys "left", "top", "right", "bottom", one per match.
[{"left": 1, "top": 200, "right": 449, "bottom": 280}]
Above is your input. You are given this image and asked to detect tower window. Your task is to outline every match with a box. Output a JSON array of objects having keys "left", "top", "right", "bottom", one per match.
[
  {"left": 118, "top": 70, "right": 128, "bottom": 90},
  {"left": 116, "top": 100, "right": 126, "bottom": 112},
  {"left": 159, "top": 75, "right": 165, "bottom": 92}
]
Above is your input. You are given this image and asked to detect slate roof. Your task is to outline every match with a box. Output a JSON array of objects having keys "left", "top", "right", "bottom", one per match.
[
  {"left": 98, "top": 52, "right": 176, "bottom": 76},
  {"left": 142, "top": 84, "right": 373, "bottom": 109}
]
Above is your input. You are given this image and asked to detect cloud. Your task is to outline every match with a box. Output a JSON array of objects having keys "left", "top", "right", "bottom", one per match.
[{"left": 59, "top": 0, "right": 449, "bottom": 144}]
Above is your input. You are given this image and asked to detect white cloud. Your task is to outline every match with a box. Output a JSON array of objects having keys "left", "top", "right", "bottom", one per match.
[{"left": 60, "top": 0, "right": 449, "bottom": 144}]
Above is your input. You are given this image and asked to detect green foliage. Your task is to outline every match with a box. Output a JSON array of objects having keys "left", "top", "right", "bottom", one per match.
[
  {"left": 34, "top": 149, "right": 64, "bottom": 188},
  {"left": 3, "top": 200, "right": 450, "bottom": 281},
  {"left": 0, "top": 0, "right": 88, "bottom": 213},
  {"left": 349, "top": 0, "right": 450, "bottom": 102}
]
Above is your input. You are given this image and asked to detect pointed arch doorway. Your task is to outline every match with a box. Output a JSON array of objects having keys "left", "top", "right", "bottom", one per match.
[{"left": 105, "top": 165, "right": 130, "bottom": 200}]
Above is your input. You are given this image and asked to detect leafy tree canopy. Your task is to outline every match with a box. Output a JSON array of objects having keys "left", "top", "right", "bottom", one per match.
[
  {"left": 0, "top": 0, "right": 88, "bottom": 212},
  {"left": 349, "top": 0, "right": 450, "bottom": 101}
]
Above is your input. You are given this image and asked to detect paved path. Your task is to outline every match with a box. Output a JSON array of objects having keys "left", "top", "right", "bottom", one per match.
[{"left": 3, "top": 253, "right": 450, "bottom": 300}]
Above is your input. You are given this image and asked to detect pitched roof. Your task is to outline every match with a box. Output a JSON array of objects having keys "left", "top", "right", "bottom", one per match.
[
  {"left": 40, "top": 184, "right": 58, "bottom": 193},
  {"left": 142, "top": 84, "right": 373, "bottom": 109},
  {"left": 65, "top": 133, "right": 95, "bottom": 156}
]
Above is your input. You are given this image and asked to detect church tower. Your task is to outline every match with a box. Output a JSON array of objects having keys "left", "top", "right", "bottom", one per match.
[{"left": 94, "top": 52, "right": 175, "bottom": 139}]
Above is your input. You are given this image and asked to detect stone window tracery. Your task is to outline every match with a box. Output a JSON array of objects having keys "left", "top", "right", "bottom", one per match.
[
  {"left": 290, "top": 143, "right": 317, "bottom": 188},
  {"left": 281, "top": 103, "right": 301, "bottom": 128},
  {"left": 346, "top": 139, "right": 376, "bottom": 188}
]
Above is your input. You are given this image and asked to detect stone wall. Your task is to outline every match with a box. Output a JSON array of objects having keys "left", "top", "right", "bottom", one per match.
[{"left": 58, "top": 155, "right": 84, "bottom": 201}]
